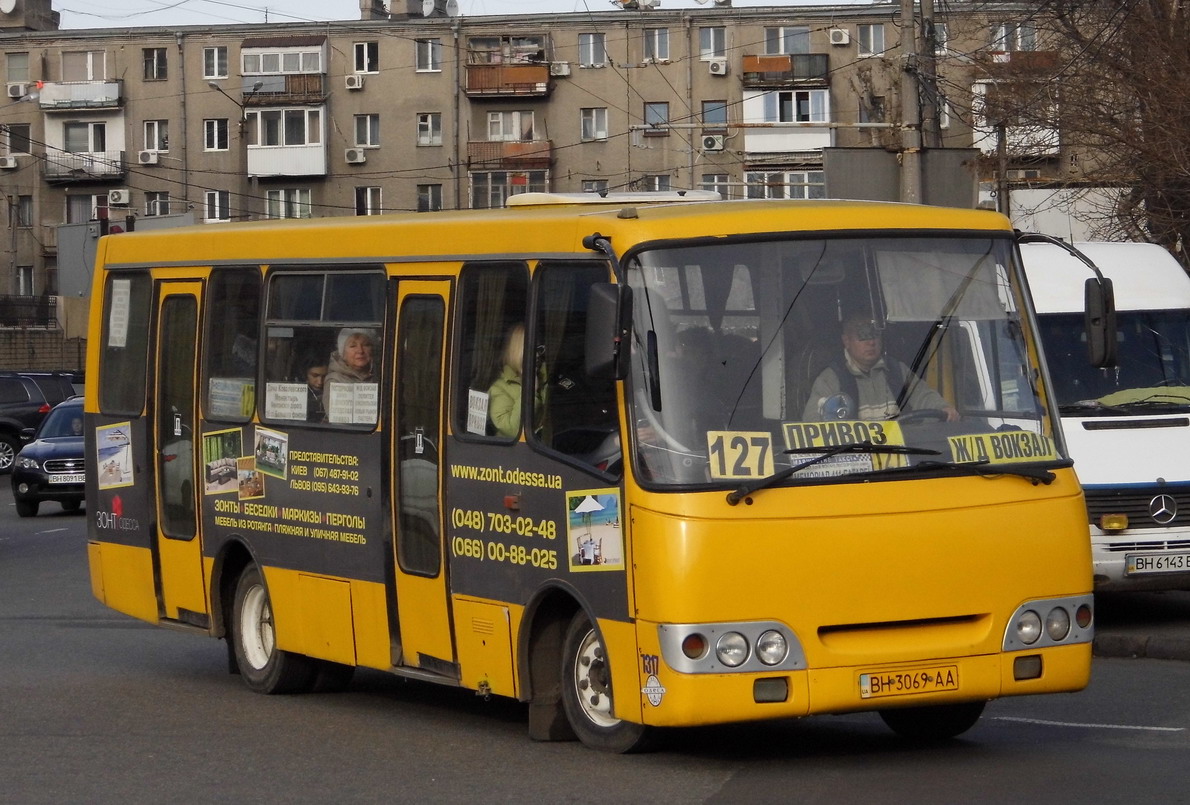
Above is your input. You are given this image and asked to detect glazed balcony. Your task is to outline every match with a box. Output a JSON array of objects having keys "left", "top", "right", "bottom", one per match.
[
  {"left": 37, "top": 79, "right": 123, "bottom": 111},
  {"left": 465, "top": 63, "right": 551, "bottom": 98},
  {"left": 468, "top": 139, "right": 553, "bottom": 168},
  {"left": 741, "top": 54, "right": 829, "bottom": 87}
]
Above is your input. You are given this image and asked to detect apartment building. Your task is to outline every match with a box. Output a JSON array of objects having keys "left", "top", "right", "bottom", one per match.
[{"left": 0, "top": 0, "right": 1057, "bottom": 346}]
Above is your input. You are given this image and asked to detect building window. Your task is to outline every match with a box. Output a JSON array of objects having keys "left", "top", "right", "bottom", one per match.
[
  {"left": 764, "top": 26, "right": 809, "bottom": 55},
  {"left": 204, "top": 46, "right": 228, "bottom": 79},
  {"left": 265, "top": 188, "right": 312, "bottom": 219},
  {"left": 16, "top": 195, "right": 32, "bottom": 227},
  {"left": 17, "top": 265, "right": 33, "bottom": 296},
  {"left": 858, "top": 95, "right": 885, "bottom": 123},
  {"left": 746, "top": 170, "right": 825, "bottom": 199},
  {"left": 644, "top": 29, "right": 669, "bottom": 62},
  {"left": 416, "top": 39, "right": 442, "bottom": 72},
  {"left": 245, "top": 108, "right": 322, "bottom": 147},
  {"left": 993, "top": 21, "right": 1036, "bottom": 52},
  {"left": 417, "top": 183, "right": 443, "bottom": 212},
  {"left": 702, "top": 100, "right": 728, "bottom": 130},
  {"left": 417, "top": 112, "right": 442, "bottom": 146},
  {"left": 471, "top": 170, "right": 547, "bottom": 209},
  {"left": 205, "top": 189, "right": 231, "bottom": 222},
  {"left": 467, "top": 35, "right": 546, "bottom": 64},
  {"left": 144, "top": 119, "right": 169, "bottom": 152},
  {"left": 62, "top": 50, "right": 105, "bottom": 81},
  {"left": 204, "top": 119, "right": 229, "bottom": 151},
  {"left": 699, "top": 26, "right": 725, "bottom": 60},
  {"left": 67, "top": 194, "right": 106, "bottom": 224},
  {"left": 644, "top": 101, "right": 670, "bottom": 134},
  {"left": 145, "top": 191, "right": 170, "bottom": 216},
  {"left": 6, "top": 123, "right": 31, "bottom": 154},
  {"left": 701, "top": 173, "right": 730, "bottom": 198},
  {"left": 580, "top": 107, "right": 608, "bottom": 141},
  {"left": 6, "top": 52, "right": 29, "bottom": 83},
  {"left": 64, "top": 121, "right": 106, "bottom": 153},
  {"left": 579, "top": 33, "right": 606, "bottom": 68},
  {"left": 354, "top": 41, "right": 379, "bottom": 73},
  {"left": 143, "top": 48, "right": 167, "bottom": 80},
  {"left": 858, "top": 24, "right": 886, "bottom": 57},
  {"left": 763, "top": 89, "right": 829, "bottom": 123},
  {"left": 354, "top": 114, "right": 380, "bottom": 147},
  {"left": 242, "top": 47, "right": 322, "bottom": 75},
  {"left": 488, "top": 111, "right": 534, "bottom": 142},
  {"left": 356, "top": 186, "right": 382, "bottom": 216},
  {"left": 932, "top": 22, "right": 949, "bottom": 55},
  {"left": 582, "top": 179, "right": 609, "bottom": 194},
  {"left": 640, "top": 175, "right": 670, "bottom": 192}
]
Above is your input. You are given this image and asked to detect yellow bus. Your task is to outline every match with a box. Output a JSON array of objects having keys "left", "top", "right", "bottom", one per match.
[{"left": 85, "top": 195, "right": 1095, "bottom": 752}]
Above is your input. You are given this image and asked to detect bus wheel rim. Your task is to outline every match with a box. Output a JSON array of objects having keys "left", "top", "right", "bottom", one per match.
[
  {"left": 240, "top": 583, "right": 274, "bottom": 670},
  {"left": 573, "top": 627, "right": 619, "bottom": 728}
]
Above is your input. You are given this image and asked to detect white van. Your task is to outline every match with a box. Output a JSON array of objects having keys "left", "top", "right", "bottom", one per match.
[{"left": 1021, "top": 240, "right": 1190, "bottom": 591}]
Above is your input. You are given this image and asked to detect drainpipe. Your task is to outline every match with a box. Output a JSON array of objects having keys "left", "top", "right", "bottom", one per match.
[{"left": 453, "top": 19, "right": 461, "bottom": 209}]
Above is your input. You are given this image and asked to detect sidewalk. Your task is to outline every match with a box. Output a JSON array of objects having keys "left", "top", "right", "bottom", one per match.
[{"left": 1093, "top": 590, "right": 1190, "bottom": 661}]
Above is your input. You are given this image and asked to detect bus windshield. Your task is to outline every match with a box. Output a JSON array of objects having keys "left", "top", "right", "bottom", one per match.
[
  {"left": 1038, "top": 309, "right": 1190, "bottom": 412},
  {"left": 626, "top": 234, "right": 1060, "bottom": 486}
]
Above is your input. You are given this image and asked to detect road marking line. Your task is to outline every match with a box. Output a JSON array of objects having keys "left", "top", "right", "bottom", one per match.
[
  {"left": 994, "top": 716, "right": 1183, "bottom": 732},
  {"left": 39, "top": 528, "right": 68, "bottom": 534}
]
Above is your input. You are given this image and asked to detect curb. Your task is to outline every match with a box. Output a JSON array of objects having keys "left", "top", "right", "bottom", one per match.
[{"left": 1094, "top": 633, "right": 1190, "bottom": 661}]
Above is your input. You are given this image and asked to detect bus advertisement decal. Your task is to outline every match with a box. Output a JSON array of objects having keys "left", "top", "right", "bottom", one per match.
[
  {"left": 566, "top": 489, "right": 623, "bottom": 572},
  {"left": 947, "top": 432, "right": 1057, "bottom": 465},
  {"left": 96, "top": 422, "right": 134, "bottom": 490},
  {"left": 203, "top": 428, "right": 242, "bottom": 495}
]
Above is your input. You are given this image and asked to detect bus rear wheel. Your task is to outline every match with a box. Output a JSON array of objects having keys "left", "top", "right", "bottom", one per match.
[
  {"left": 231, "top": 565, "right": 317, "bottom": 694},
  {"left": 560, "top": 612, "right": 652, "bottom": 753},
  {"left": 879, "top": 701, "right": 986, "bottom": 741}
]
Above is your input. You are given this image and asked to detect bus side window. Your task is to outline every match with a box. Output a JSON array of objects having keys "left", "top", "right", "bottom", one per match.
[
  {"left": 99, "top": 271, "right": 152, "bottom": 415},
  {"left": 203, "top": 267, "right": 260, "bottom": 422},
  {"left": 455, "top": 262, "right": 529, "bottom": 438},
  {"left": 532, "top": 261, "right": 619, "bottom": 470}
]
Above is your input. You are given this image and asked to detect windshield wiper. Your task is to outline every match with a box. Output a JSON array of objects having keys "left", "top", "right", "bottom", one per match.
[
  {"left": 725, "top": 441, "right": 940, "bottom": 505},
  {"left": 1115, "top": 395, "right": 1190, "bottom": 408},
  {"left": 1058, "top": 401, "right": 1128, "bottom": 415},
  {"left": 860, "top": 458, "right": 1059, "bottom": 485}
]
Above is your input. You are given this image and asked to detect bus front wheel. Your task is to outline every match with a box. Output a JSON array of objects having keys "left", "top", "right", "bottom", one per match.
[
  {"left": 878, "top": 700, "right": 986, "bottom": 741},
  {"left": 560, "top": 612, "right": 652, "bottom": 753},
  {"left": 231, "top": 565, "right": 317, "bottom": 694}
]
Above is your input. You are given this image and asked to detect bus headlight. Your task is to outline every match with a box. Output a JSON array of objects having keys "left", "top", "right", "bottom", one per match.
[
  {"left": 715, "top": 632, "right": 749, "bottom": 667},
  {"left": 1045, "top": 607, "right": 1071, "bottom": 641},
  {"left": 755, "top": 630, "right": 788, "bottom": 666},
  {"left": 1015, "top": 610, "right": 1042, "bottom": 645}
]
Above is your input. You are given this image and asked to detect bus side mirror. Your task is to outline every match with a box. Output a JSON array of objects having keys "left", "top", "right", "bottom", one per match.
[
  {"left": 1085, "top": 276, "right": 1117, "bottom": 368},
  {"left": 586, "top": 283, "right": 633, "bottom": 381}
]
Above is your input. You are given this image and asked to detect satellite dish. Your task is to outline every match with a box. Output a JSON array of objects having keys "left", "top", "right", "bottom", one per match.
[
  {"left": 0, "top": 0, "right": 16, "bottom": 15},
  {"left": 445, "top": 0, "right": 459, "bottom": 16},
  {"left": 421, "top": 0, "right": 435, "bottom": 16}
]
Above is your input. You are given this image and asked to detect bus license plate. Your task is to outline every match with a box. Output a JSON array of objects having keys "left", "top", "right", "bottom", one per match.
[
  {"left": 1126, "top": 552, "right": 1190, "bottom": 574},
  {"left": 49, "top": 473, "right": 85, "bottom": 484},
  {"left": 859, "top": 666, "right": 959, "bottom": 699}
]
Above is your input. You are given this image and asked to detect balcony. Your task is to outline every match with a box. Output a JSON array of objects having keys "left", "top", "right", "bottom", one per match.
[
  {"left": 37, "top": 80, "right": 123, "bottom": 111},
  {"left": 42, "top": 150, "right": 126, "bottom": 183},
  {"left": 0, "top": 295, "right": 57, "bottom": 328},
  {"left": 242, "top": 73, "right": 326, "bottom": 106},
  {"left": 742, "top": 54, "right": 829, "bottom": 87},
  {"left": 977, "top": 50, "right": 1060, "bottom": 78},
  {"left": 465, "top": 63, "right": 551, "bottom": 98},
  {"left": 246, "top": 143, "right": 327, "bottom": 177},
  {"left": 468, "top": 140, "right": 553, "bottom": 168}
]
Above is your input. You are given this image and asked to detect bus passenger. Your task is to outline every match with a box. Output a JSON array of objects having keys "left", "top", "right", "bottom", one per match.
[
  {"left": 488, "top": 324, "right": 547, "bottom": 438},
  {"left": 803, "top": 312, "right": 958, "bottom": 421},
  {"left": 324, "top": 328, "right": 377, "bottom": 409},
  {"left": 303, "top": 360, "right": 328, "bottom": 422}
]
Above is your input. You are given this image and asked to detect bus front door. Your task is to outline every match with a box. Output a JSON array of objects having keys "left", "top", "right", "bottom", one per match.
[
  {"left": 152, "top": 282, "right": 207, "bottom": 625},
  {"left": 390, "top": 281, "right": 454, "bottom": 672}
]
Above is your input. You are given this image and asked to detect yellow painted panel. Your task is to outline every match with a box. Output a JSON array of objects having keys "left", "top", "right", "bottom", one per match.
[
  {"left": 598, "top": 618, "right": 643, "bottom": 725},
  {"left": 1000, "top": 644, "right": 1092, "bottom": 694},
  {"left": 350, "top": 580, "right": 393, "bottom": 671},
  {"left": 397, "top": 572, "right": 454, "bottom": 666},
  {"left": 453, "top": 598, "right": 516, "bottom": 698},
  {"left": 297, "top": 574, "right": 357, "bottom": 666},
  {"left": 156, "top": 535, "right": 208, "bottom": 620},
  {"left": 88, "top": 541, "right": 159, "bottom": 624}
]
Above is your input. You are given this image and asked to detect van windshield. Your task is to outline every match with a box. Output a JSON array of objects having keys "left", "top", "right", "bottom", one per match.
[
  {"left": 624, "top": 234, "right": 1063, "bottom": 487},
  {"left": 1038, "top": 310, "right": 1190, "bottom": 410}
]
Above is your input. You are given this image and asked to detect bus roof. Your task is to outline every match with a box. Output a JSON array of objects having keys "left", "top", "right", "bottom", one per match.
[
  {"left": 1020, "top": 241, "right": 1190, "bottom": 314},
  {"left": 95, "top": 200, "right": 1014, "bottom": 270}
]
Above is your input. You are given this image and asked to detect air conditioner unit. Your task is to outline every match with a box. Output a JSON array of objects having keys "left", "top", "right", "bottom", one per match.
[
  {"left": 345, "top": 148, "right": 367, "bottom": 165},
  {"left": 137, "top": 150, "right": 159, "bottom": 165},
  {"left": 549, "top": 61, "right": 571, "bottom": 77},
  {"left": 829, "top": 28, "right": 850, "bottom": 46},
  {"left": 702, "top": 134, "right": 725, "bottom": 152},
  {"left": 7, "top": 83, "right": 26, "bottom": 98},
  {"left": 345, "top": 74, "right": 364, "bottom": 91},
  {"left": 708, "top": 58, "right": 728, "bottom": 76},
  {"left": 0, "top": 155, "right": 16, "bottom": 169},
  {"left": 108, "top": 189, "right": 131, "bottom": 206},
  {"left": 1007, "top": 168, "right": 1042, "bottom": 180}
]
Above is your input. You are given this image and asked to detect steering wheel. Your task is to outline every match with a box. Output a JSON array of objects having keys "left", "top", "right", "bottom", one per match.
[{"left": 896, "top": 408, "right": 949, "bottom": 424}]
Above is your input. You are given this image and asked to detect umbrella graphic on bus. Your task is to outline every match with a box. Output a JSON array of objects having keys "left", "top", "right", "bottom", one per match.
[{"left": 566, "top": 489, "right": 623, "bottom": 572}]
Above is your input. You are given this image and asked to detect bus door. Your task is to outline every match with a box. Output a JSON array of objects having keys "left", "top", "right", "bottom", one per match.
[
  {"left": 389, "top": 281, "right": 454, "bottom": 672},
  {"left": 152, "top": 282, "right": 207, "bottom": 624}
]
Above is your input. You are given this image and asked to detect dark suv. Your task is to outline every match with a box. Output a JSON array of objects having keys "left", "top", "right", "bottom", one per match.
[
  {"left": 12, "top": 396, "right": 85, "bottom": 517},
  {"left": 0, "top": 371, "right": 78, "bottom": 473}
]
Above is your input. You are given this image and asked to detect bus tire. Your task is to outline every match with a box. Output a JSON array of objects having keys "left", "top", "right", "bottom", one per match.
[
  {"left": 560, "top": 611, "right": 653, "bottom": 753},
  {"left": 231, "top": 565, "right": 317, "bottom": 694},
  {"left": 879, "top": 700, "right": 986, "bottom": 741}
]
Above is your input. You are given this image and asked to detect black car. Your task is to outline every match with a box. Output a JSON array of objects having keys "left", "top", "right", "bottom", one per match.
[
  {"left": 11, "top": 397, "right": 85, "bottom": 517},
  {"left": 0, "top": 371, "right": 77, "bottom": 473}
]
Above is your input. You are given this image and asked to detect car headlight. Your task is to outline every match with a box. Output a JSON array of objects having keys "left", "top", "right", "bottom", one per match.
[
  {"left": 16, "top": 456, "right": 40, "bottom": 470},
  {"left": 715, "top": 632, "right": 749, "bottom": 667},
  {"left": 755, "top": 630, "right": 788, "bottom": 666},
  {"left": 1015, "top": 610, "right": 1042, "bottom": 645},
  {"left": 1045, "top": 607, "right": 1071, "bottom": 641}
]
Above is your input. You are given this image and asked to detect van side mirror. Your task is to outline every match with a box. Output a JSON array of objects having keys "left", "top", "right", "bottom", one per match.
[
  {"left": 1085, "top": 276, "right": 1117, "bottom": 368},
  {"left": 586, "top": 283, "right": 633, "bottom": 381}
]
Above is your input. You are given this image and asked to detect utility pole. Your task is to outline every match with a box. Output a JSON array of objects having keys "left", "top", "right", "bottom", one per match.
[
  {"left": 899, "top": 0, "right": 922, "bottom": 204},
  {"left": 919, "top": 0, "right": 942, "bottom": 149}
]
